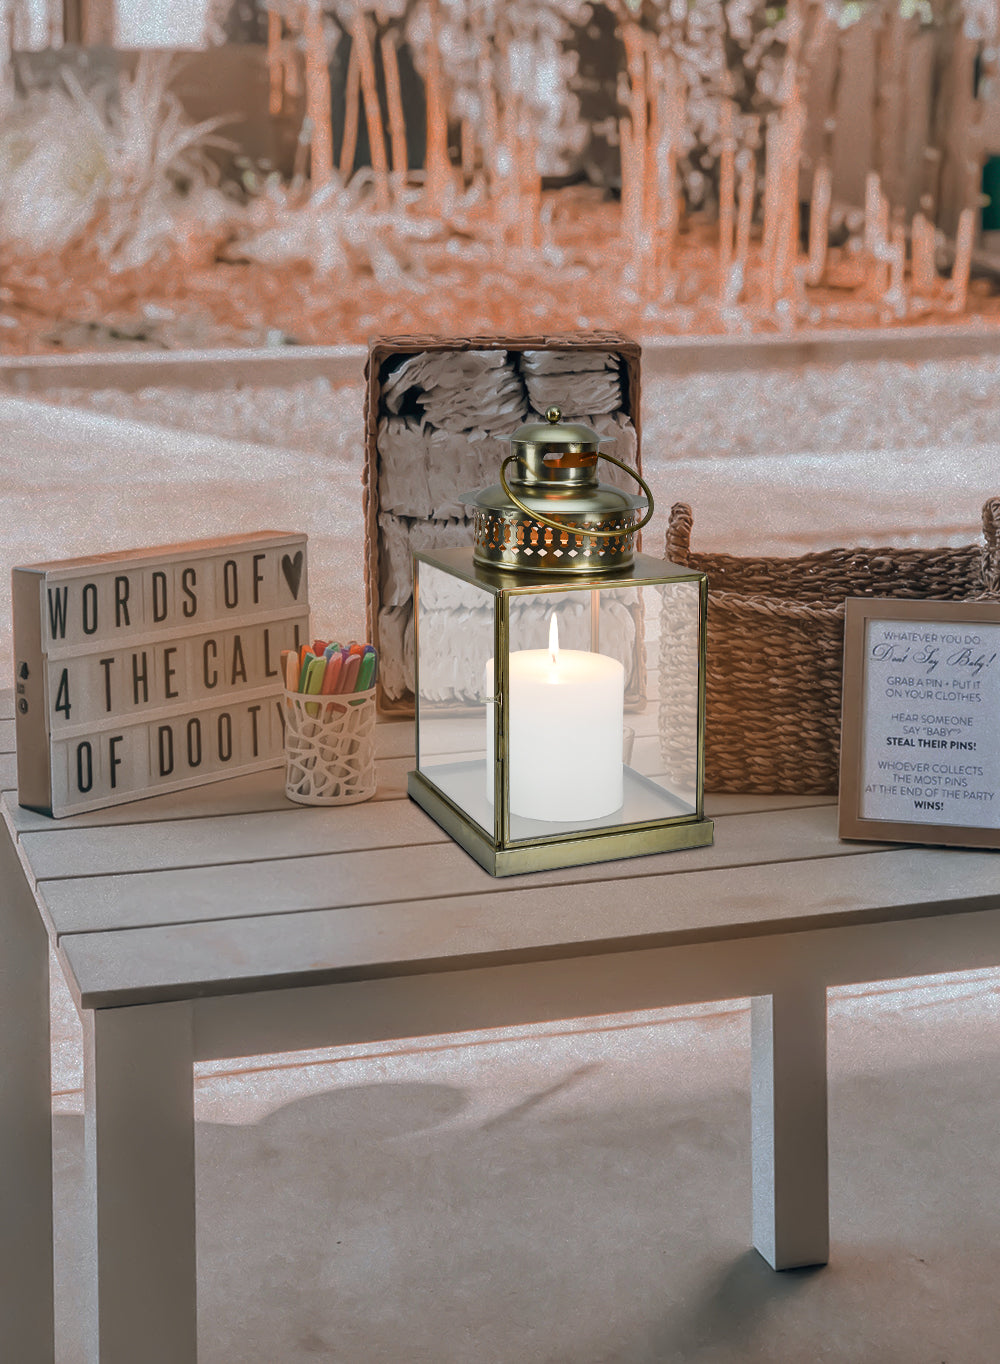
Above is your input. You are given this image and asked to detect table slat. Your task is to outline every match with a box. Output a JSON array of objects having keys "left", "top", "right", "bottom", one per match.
[
  {"left": 17, "top": 791, "right": 836, "bottom": 882},
  {"left": 58, "top": 843, "right": 1000, "bottom": 1008},
  {"left": 26, "top": 798, "right": 442, "bottom": 880},
  {"left": 34, "top": 804, "right": 886, "bottom": 936},
  {"left": 2, "top": 753, "right": 414, "bottom": 833},
  {"left": 372, "top": 719, "right": 415, "bottom": 758},
  {"left": 2, "top": 770, "right": 833, "bottom": 837},
  {"left": 706, "top": 794, "right": 834, "bottom": 817}
]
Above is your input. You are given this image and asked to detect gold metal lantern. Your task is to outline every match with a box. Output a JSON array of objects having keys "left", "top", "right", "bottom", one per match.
[
  {"left": 407, "top": 408, "right": 714, "bottom": 876},
  {"left": 466, "top": 405, "right": 651, "bottom": 573}
]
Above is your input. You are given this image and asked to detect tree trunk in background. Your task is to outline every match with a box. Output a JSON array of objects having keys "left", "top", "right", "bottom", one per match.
[
  {"left": 62, "top": 0, "right": 115, "bottom": 45},
  {"left": 933, "top": 23, "right": 980, "bottom": 236},
  {"left": 903, "top": 29, "right": 936, "bottom": 219},
  {"left": 831, "top": 12, "right": 877, "bottom": 210},
  {"left": 303, "top": 5, "right": 333, "bottom": 187}
]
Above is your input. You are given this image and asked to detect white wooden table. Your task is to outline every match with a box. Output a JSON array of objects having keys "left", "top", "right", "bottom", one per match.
[{"left": 3, "top": 689, "right": 1000, "bottom": 1363}]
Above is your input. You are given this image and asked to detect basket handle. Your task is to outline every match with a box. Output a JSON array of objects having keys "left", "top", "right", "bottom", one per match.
[
  {"left": 983, "top": 497, "right": 1000, "bottom": 595},
  {"left": 666, "top": 502, "right": 693, "bottom": 565}
]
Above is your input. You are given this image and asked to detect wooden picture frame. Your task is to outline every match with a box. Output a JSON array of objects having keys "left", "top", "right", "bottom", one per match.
[{"left": 839, "top": 597, "right": 1000, "bottom": 848}]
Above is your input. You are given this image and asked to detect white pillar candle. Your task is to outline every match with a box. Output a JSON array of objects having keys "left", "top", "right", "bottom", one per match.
[{"left": 488, "top": 616, "right": 625, "bottom": 823}]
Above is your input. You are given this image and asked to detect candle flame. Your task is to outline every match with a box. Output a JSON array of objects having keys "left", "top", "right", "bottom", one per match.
[{"left": 548, "top": 613, "right": 559, "bottom": 666}]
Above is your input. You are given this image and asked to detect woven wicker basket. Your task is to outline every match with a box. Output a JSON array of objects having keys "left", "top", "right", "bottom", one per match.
[{"left": 659, "top": 497, "right": 1000, "bottom": 794}]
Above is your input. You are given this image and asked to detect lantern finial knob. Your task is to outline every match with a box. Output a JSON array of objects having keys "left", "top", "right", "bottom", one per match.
[{"left": 545, "top": 405, "right": 562, "bottom": 424}]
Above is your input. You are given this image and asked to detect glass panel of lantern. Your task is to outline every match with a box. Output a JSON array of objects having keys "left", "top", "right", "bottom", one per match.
[{"left": 408, "top": 407, "right": 713, "bottom": 876}]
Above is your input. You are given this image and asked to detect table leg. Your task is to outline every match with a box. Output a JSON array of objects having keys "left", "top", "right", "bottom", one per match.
[
  {"left": 82, "top": 1000, "right": 197, "bottom": 1364},
  {"left": 751, "top": 982, "right": 829, "bottom": 1270},
  {"left": 0, "top": 820, "right": 54, "bottom": 1359}
]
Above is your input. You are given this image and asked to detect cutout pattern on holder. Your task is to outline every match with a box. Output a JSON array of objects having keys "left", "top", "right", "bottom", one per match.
[{"left": 284, "top": 689, "right": 377, "bottom": 806}]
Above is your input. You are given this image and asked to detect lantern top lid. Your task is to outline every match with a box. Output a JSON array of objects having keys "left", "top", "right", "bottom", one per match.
[
  {"left": 509, "top": 406, "right": 608, "bottom": 459},
  {"left": 461, "top": 402, "right": 653, "bottom": 576}
]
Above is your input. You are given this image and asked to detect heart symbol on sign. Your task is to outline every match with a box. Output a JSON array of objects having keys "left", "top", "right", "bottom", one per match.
[{"left": 281, "top": 550, "right": 304, "bottom": 599}]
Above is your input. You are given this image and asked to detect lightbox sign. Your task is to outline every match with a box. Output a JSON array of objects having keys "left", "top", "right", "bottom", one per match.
[{"left": 12, "top": 532, "right": 309, "bottom": 816}]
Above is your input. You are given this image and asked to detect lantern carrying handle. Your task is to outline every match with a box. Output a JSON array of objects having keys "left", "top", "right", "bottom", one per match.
[{"left": 499, "top": 452, "right": 655, "bottom": 540}]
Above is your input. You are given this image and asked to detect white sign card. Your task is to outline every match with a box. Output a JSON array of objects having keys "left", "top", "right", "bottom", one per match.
[
  {"left": 839, "top": 597, "right": 1000, "bottom": 848},
  {"left": 13, "top": 531, "right": 310, "bottom": 817}
]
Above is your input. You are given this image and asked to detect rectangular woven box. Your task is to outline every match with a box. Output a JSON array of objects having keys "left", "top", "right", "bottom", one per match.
[
  {"left": 363, "top": 332, "right": 642, "bottom": 714},
  {"left": 658, "top": 499, "right": 1000, "bottom": 794}
]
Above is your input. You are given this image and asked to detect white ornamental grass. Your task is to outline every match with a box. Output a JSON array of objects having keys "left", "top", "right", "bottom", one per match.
[
  {"left": 229, "top": 170, "right": 442, "bottom": 283},
  {"left": 0, "top": 53, "right": 233, "bottom": 270}
]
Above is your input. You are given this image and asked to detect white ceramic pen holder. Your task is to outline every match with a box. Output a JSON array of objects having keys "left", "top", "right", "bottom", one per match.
[{"left": 283, "top": 687, "right": 377, "bottom": 806}]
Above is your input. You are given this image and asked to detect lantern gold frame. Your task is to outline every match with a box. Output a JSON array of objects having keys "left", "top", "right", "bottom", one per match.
[{"left": 407, "top": 546, "right": 714, "bottom": 876}]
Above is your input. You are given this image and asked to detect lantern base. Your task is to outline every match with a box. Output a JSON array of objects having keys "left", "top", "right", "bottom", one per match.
[{"left": 407, "top": 770, "right": 715, "bottom": 877}]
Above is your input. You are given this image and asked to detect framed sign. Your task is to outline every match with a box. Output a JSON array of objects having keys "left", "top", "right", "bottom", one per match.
[
  {"left": 13, "top": 531, "right": 309, "bottom": 817},
  {"left": 839, "top": 597, "right": 1000, "bottom": 848}
]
